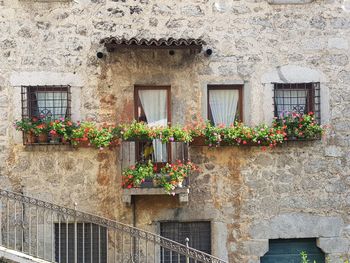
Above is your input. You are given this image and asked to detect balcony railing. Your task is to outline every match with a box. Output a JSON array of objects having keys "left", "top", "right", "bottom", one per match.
[{"left": 0, "top": 188, "right": 227, "bottom": 263}]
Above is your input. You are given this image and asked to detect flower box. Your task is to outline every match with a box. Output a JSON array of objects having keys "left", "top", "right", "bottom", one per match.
[{"left": 189, "top": 135, "right": 207, "bottom": 146}]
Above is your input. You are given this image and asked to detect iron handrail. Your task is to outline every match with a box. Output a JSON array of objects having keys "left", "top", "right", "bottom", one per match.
[{"left": 0, "top": 188, "right": 228, "bottom": 263}]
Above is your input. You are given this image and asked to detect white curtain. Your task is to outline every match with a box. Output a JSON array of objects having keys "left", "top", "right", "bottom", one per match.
[
  {"left": 275, "top": 89, "right": 307, "bottom": 117},
  {"left": 36, "top": 92, "right": 67, "bottom": 118},
  {"left": 139, "top": 90, "right": 167, "bottom": 162},
  {"left": 209, "top": 89, "right": 239, "bottom": 126}
]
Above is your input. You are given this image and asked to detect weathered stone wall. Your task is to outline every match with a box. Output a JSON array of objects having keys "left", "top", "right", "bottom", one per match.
[{"left": 0, "top": 0, "right": 350, "bottom": 262}]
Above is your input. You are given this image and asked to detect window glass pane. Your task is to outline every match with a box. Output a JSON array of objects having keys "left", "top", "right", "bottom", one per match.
[
  {"left": 35, "top": 92, "right": 68, "bottom": 119},
  {"left": 23, "top": 86, "right": 70, "bottom": 120},
  {"left": 275, "top": 88, "right": 307, "bottom": 117},
  {"left": 138, "top": 89, "right": 167, "bottom": 126}
]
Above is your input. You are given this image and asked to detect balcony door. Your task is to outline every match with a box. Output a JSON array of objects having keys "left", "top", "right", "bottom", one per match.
[{"left": 134, "top": 86, "right": 171, "bottom": 164}]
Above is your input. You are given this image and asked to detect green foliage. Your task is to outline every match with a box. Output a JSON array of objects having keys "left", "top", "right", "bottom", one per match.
[
  {"left": 122, "top": 160, "right": 155, "bottom": 188},
  {"left": 120, "top": 121, "right": 192, "bottom": 143},
  {"left": 157, "top": 161, "right": 198, "bottom": 193},
  {"left": 88, "top": 126, "right": 114, "bottom": 148},
  {"left": 121, "top": 160, "right": 198, "bottom": 193},
  {"left": 70, "top": 122, "right": 96, "bottom": 146},
  {"left": 48, "top": 118, "right": 76, "bottom": 139},
  {"left": 14, "top": 118, "right": 35, "bottom": 133},
  {"left": 301, "top": 251, "right": 350, "bottom": 263},
  {"left": 273, "top": 112, "right": 323, "bottom": 139},
  {"left": 14, "top": 113, "right": 324, "bottom": 148}
]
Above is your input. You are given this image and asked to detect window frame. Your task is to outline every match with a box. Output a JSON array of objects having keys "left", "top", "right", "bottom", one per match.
[
  {"left": 273, "top": 82, "right": 320, "bottom": 122},
  {"left": 207, "top": 85, "right": 244, "bottom": 125},
  {"left": 134, "top": 85, "right": 171, "bottom": 124},
  {"left": 21, "top": 85, "right": 72, "bottom": 120}
]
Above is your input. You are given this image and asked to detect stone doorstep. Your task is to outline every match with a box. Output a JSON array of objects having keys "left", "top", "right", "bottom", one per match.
[
  {"left": 122, "top": 187, "right": 190, "bottom": 205},
  {"left": 0, "top": 246, "right": 50, "bottom": 263}
]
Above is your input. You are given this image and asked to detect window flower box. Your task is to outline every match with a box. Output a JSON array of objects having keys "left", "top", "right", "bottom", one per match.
[{"left": 190, "top": 135, "right": 207, "bottom": 146}]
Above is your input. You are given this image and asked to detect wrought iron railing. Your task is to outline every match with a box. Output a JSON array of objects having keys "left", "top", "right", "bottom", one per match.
[{"left": 0, "top": 189, "right": 227, "bottom": 263}]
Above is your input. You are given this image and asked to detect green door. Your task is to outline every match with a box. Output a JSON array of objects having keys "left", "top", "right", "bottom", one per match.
[{"left": 261, "top": 239, "right": 325, "bottom": 263}]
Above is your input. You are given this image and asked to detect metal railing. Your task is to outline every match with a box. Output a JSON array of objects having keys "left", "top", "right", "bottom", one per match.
[
  {"left": 121, "top": 140, "right": 189, "bottom": 170},
  {"left": 0, "top": 189, "right": 227, "bottom": 263}
]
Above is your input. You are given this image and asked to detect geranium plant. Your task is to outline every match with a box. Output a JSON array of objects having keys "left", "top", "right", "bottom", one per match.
[
  {"left": 157, "top": 160, "right": 198, "bottom": 193},
  {"left": 48, "top": 118, "right": 75, "bottom": 142},
  {"left": 14, "top": 112, "right": 323, "bottom": 147},
  {"left": 88, "top": 126, "right": 115, "bottom": 149},
  {"left": 273, "top": 112, "right": 323, "bottom": 140},
  {"left": 70, "top": 122, "right": 95, "bottom": 146},
  {"left": 14, "top": 118, "right": 35, "bottom": 133},
  {"left": 122, "top": 160, "right": 154, "bottom": 188}
]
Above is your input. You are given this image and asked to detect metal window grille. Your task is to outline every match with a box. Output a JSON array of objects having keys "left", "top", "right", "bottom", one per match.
[
  {"left": 160, "top": 222, "right": 211, "bottom": 263},
  {"left": 273, "top": 83, "right": 320, "bottom": 123},
  {"left": 21, "top": 85, "right": 71, "bottom": 120},
  {"left": 54, "top": 223, "right": 107, "bottom": 263}
]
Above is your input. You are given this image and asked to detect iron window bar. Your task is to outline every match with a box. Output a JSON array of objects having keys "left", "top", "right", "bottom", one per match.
[
  {"left": 20, "top": 85, "right": 71, "bottom": 145},
  {"left": 272, "top": 82, "right": 320, "bottom": 123}
]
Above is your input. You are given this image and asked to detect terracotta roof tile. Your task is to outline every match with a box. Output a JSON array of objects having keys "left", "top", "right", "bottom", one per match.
[{"left": 100, "top": 37, "right": 206, "bottom": 51}]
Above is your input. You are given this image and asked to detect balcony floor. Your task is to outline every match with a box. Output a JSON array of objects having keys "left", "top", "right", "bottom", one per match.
[{"left": 122, "top": 187, "right": 190, "bottom": 205}]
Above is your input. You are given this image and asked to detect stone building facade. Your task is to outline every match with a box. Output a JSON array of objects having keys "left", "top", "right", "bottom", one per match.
[{"left": 0, "top": 0, "right": 350, "bottom": 262}]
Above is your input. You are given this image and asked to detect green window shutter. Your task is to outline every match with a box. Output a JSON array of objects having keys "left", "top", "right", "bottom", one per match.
[{"left": 261, "top": 238, "right": 325, "bottom": 263}]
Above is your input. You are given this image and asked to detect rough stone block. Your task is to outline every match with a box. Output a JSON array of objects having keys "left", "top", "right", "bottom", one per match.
[
  {"left": 328, "top": 38, "right": 349, "bottom": 50},
  {"left": 325, "top": 146, "right": 343, "bottom": 157},
  {"left": 317, "top": 238, "right": 350, "bottom": 253}
]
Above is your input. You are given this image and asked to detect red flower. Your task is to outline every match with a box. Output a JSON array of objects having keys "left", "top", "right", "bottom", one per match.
[
  {"left": 243, "top": 140, "right": 247, "bottom": 145},
  {"left": 127, "top": 185, "right": 132, "bottom": 189}
]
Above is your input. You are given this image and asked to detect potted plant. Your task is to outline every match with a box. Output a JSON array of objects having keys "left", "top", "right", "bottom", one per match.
[
  {"left": 186, "top": 118, "right": 207, "bottom": 146},
  {"left": 49, "top": 118, "right": 75, "bottom": 144},
  {"left": 14, "top": 118, "right": 36, "bottom": 144},
  {"left": 120, "top": 121, "right": 153, "bottom": 142},
  {"left": 273, "top": 112, "right": 323, "bottom": 140},
  {"left": 71, "top": 122, "right": 95, "bottom": 147},
  {"left": 32, "top": 118, "right": 50, "bottom": 143},
  {"left": 158, "top": 160, "right": 198, "bottom": 193},
  {"left": 121, "top": 160, "right": 155, "bottom": 188},
  {"left": 88, "top": 125, "right": 114, "bottom": 149}
]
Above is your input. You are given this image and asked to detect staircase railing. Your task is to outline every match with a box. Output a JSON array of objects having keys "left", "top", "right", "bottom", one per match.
[{"left": 0, "top": 189, "right": 228, "bottom": 263}]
